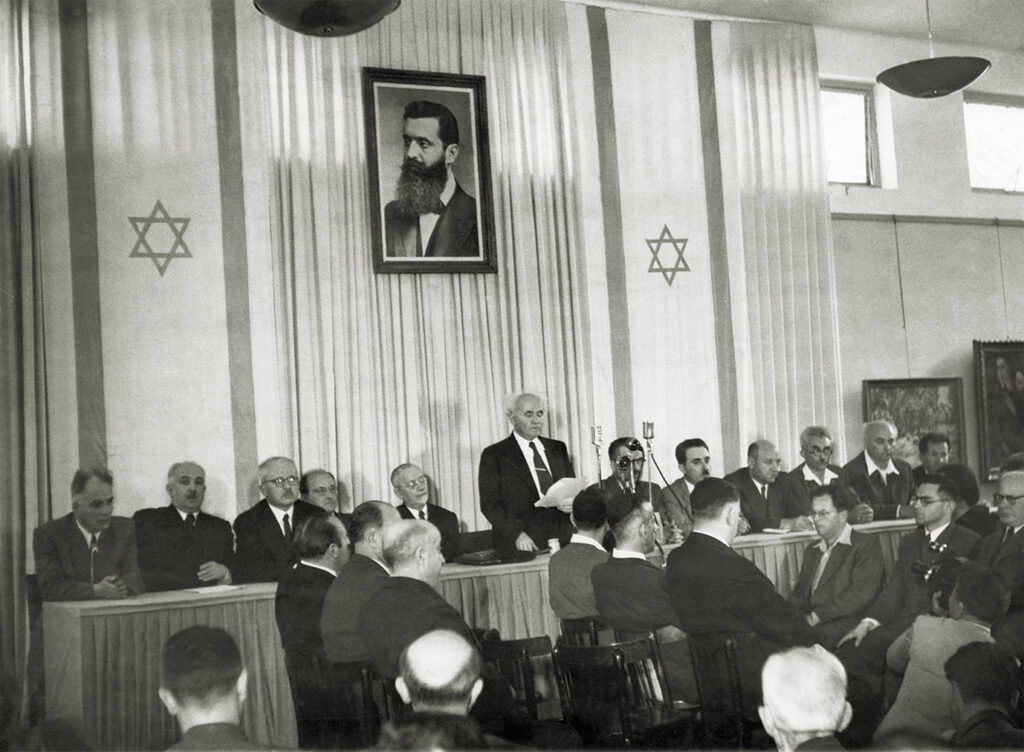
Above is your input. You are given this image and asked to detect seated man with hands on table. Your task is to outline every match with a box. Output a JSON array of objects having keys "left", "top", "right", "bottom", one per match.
[
  {"left": 133, "top": 461, "right": 234, "bottom": 591},
  {"left": 33, "top": 466, "right": 145, "bottom": 601},
  {"left": 724, "top": 439, "right": 813, "bottom": 533},
  {"left": 844, "top": 420, "right": 915, "bottom": 521}
]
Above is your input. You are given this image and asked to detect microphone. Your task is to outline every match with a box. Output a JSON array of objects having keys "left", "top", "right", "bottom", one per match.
[{"left": 626, "top": 438, "right": 643, "bottom": 452}]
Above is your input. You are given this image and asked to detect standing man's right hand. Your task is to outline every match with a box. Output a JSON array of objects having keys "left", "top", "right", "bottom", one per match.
[
  {"left": 93, "top": 575, "right": 127, "bottom": 599},
  {"left": 515, "top": 531, "right": 538, "bottom": 552}
]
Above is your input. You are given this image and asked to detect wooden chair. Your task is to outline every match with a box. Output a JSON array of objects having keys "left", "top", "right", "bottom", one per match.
[
  {"left": 481, "top": 635, "right": 553, "bottom": 719},
  {"left": 612, "top": 628, "right": 699, "bottom": 711},
  {"left": 687, "top": 632, "right": 769, "bottom": 749},
  {"left": 324, "top": 660, "right": 400, "bottom": 749},
  {"left": 560, "top": 616, "right": 609, "bottom": 647},
  {"left": 552, "top": 638, "right": 697, "bottom": 747}
]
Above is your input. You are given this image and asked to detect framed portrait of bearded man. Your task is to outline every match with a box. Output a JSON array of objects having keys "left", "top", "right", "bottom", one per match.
[{"left": 363, "top": 67, "right": 496, "bottom": 273}]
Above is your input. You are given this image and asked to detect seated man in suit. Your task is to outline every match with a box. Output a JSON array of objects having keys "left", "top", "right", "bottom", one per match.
[
  {"left": 233, "top": 456, "right": 320, "bottom": 583},
  {"left": 391, "top": 463, "right": 460, "bottom": 561},
  {"left": 133, "top": 461, "right": 233, "bottom": 591},
  {"left": 478, "top": 392, "right": 574, "bottom": 553},
  {"left": 759, "top": 646, "right": 853, "bottom": 752},
  {"left": 157, "top": 625, "right": 264, "bottom": 751},
  {"left": 913, "top": 432, "right": 951, "bottom": 488},
  {"left": 940, "top": 463, "right": 998, "bottom": 539},
  {"left": 588, "top": 436, "right": 669, "bottom": 538},
  {"left": 724, "top": 440, "right": 812, "bottom": 533},
  {"left": 977, "top": 467, "right": 1024, "bottom": 615},
  {"left": 548, "top": 488, "right": 609, "bottom": 620},
  {"left": 666, "top": 478, "right": 816, "bottom": 714},
  {"left": 320, "top": 500, "right": 401, "bottom": 664},
  {"left": 788, "top": 484, "right": 884, "bottom": 649},
  {"left": 945, "top": 642, "right": 1024, "bottom": 748},
  {"left": 788, "top": 426, "right": 855, "bottom": 513},
  {"left": 300, "top": 469, "right": 339, "bottom": 515},
  {"left": 843, "top": 421, "right": 915, "bottom": 521},
  {"left": 591, "top": 495, "right": 698, "bottom": 704},
  {"left": 661, "top": 438, "right": 711, "bottom": 542},
  {"left": 33, "top": 466, "right": 145, "bottom": 600},
  {"left": 275, "top": 512, "right": 350, "bottom": 749}
]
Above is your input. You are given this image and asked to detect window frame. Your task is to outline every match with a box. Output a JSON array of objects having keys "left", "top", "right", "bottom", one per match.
[
  {"left": 819, "top": 81, "right": 879, "bottom": 188},
  {"left": 962, "top": 91, "right": 1024, "bottom": 195}
]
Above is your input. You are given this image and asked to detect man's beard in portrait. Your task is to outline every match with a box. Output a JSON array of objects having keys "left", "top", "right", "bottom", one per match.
[{"left": 393, "top": 157, "right": 448, "bottom": 217}]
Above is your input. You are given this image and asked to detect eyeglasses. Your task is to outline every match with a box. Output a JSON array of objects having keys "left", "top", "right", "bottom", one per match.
[
  {"left": 400, "top": 476, "right": 428, "bottom": 490},
  {"left": 811, "top": 509, "right": 837, "bottom": 519},
  {"left": 807, "top": 446, "right": 833, "bottom": 457},
  {"left": 311, "top": 485, "right": 337, "bottom": 494},
  {"left": 909, "top": 495, "right": 948, "bottom": 506},
  {"left": 615, "top": 457, "right": 645, "bottom": 470},
  {"left": 264, "top": 475, "right": 299, "bottom": 487},
  {"left": 993, "top": 493, "right": 1024, "bottom": 506}
]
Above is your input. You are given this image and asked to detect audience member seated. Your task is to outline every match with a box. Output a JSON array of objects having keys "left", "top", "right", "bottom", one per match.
[
  {"left": 376, "top": 712, "right": 486, "bottom": 751},
  {"left": 548, "top": 488, "right": 609, "bottom": 620},
  {"left": 843, "top": 421, "right": 914, "bottom": 521},
  {"left": 233, "top": 456, "right": 320, "bottom": 583},
  {"left": 33, "top": 466, "right": 145, "bottom": 601},
  {"left": 837, "top": 474, "right": 981, "bottom": 745},
  {"left": 787, "top": 484, "right": 884, "bottom": 649},
  {"left": 158, "top": 625, "right": 266, "bottom": 750},
  {"left": 588, "top": 436, "right": 670, "bottom": 538},
  {"left": 133, "top": 461, "right": 233, "bottom": 591},
  {"left": 592, "top": 494, "right": 698, "bottom": 704},
  {"left": 661, "top": 438, "right": 711, "bottom": 542},
  {"left": 300, "top": 468, "right": 350, "bottom": 525},
  {"left": 275, "top": 512, "right": 350, "bottom": 749},
  {"left": 945, "top": 641, "right": 1024, "bottom": 748},
  {"left": 873, "top": 564, "right": 1009, "bottom": 746},
  {"left": 759, "top": 646, "right": 852, "bottom": 752},
  {"left": 787, "top": 426, "right": 850, "bottom": 513},
  {"left": 391, "top": 463, "right": 460, "bottom": 561},
  {"left": 321, "top": 501, "right": 401, "bottom": 663},
  {"left": 724, "top": 440, "right": 811, "bottom": 533},
  {"left": 666, "top": 478, "right": 815, "bottom": 705},
  {"left": 978, "top": 467, "right": 1024, "bottom": 615},
  {"left": 940, "top": 463, "right": 998, "bottom": 539},
  {"left": 913, "top": 432, "right": 950, "bottom": 488}
]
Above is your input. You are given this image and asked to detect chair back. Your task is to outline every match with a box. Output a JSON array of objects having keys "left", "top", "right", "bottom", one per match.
[
  {"left": 559, "top": 615, "right": 609, "bottom": 646},
  {"left": 612, "top": 629, "right": 672, "bottom": 706},
  {"left": 687, "top": 632, "right": 763, "bottom": 748},
  {"left": 481, "top": 635, "right": 552, "bottom": 719},
  {"left": 324, "top": 660, "right": 399, "bottom": 749}
]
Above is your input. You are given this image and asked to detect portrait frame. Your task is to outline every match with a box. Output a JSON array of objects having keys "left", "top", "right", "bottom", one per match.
[
  {"left": 362, "top": 67, "right": 497, "bottom": 274},
  {"left": 861, "top": 378, "right": 967, "bottom": 469},
  {"left": 974, "top": 340, "right": 1024, "bottom": 480}
]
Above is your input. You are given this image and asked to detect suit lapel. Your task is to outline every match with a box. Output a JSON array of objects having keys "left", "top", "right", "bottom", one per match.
[
  {"left": 505, "top": 434, "right": 540, "bottom": 494},
  {"left": 814, "top": 542, "right": 850, "bottom": 596},
  {"left": 993, "top": 527, "right": 1024, "bottom": 565}
]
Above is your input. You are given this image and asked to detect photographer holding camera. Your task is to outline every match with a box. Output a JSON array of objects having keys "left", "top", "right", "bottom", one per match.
[{"left": 835, "top": 474, "right": 982, "bottom": 745}]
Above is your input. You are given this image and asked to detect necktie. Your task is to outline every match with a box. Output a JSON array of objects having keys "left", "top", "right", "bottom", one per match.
[
  {"left": 89, "top": 534, "right": 98, "bottom": 584},
  {"left": 283, "top": 513, "right": 292, "bottom": 540},
  {"left": 419, "top": 510, "right": 426, "bottom": 521},
  {"left": 530, "top": 441, "right": 554, "bottom": 495},
  {"left": 761, "top": 484, "right": 769, "bottom": 504},
  {"left": 185, "top": 513, "right": 196, "bottom": 527}
]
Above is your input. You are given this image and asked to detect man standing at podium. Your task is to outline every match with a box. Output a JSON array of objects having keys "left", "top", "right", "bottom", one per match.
[{"left": 479, "top": 393, "right": 574, "bottom": 553}]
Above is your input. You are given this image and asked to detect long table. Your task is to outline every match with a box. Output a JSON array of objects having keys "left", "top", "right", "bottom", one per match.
[{"left": 44, "top": 519, "right": 914, "bottom": 749}]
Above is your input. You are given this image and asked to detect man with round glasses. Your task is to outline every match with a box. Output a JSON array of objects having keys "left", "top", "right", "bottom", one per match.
[
  {"left": 391, "top": 463, "right": 460, "bottom": 561},
  {"left": 788, "top": 426, "right": 859, "bottom": 515},
  {"left": 233, "top": 456, "right": 320, "bottom": 582},
  {"left": 589, "top": 437, "right": 666, "bottom": 543}
]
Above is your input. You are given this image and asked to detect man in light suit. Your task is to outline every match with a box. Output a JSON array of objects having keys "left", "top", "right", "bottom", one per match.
[
  {"left": 33, "top": 466, "right": 145, "bottom": 601},
  {"left": 384, "top": 100, "right": 478, "bottom": 258},
  {"left": 788, "top": 484, "right": 884, "bottom": 649},
  {"left": 133, "top": 461, "right": 233, "bottom": 591},
  {"left": 724, "top": 440, "right": 812, "bottom": 533},
  {"left": 548, "top": 488, "right": 609, "bottom": 620},
  {"left": 391, "top": 463, "right": 460, "bottom": 561},
  {"left": 661, "top": 438, "right": 711, "bottom": 542},
  {"left": 478, "top": 392, "right": 574, "bottom": 553},
  {"left": 233, "top": 456, "right": 320, "bottom": 583},
  {"left": 844, "top": 421, "right": 915, "bottom": 521}
]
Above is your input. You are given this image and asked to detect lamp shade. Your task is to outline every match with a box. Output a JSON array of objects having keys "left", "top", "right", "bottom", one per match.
[
  {"left": 254, "top": 0, "right": 400, "bottom": 37},
  {"left": 876, "top": 56, "right": 990, "bottom": 98}
]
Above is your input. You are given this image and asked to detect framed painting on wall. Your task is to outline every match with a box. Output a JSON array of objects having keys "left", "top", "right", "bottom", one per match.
[
  {"left": 363, "top": 67, "right": 496, "bottom": 274},
  {"left": 974, "top": 340, "right": 1024, "bottom": 481},
  {"left": 862, "top": 378, "right": 966, "bottom": 468}
]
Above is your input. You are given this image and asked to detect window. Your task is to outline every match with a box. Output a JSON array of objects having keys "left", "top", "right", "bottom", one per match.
[
  {"left": 964, "top": 95, "right": 1024, "bottom": 192},
  {"left": 820, "top": 84, "right": 878, "bottom": 186}
]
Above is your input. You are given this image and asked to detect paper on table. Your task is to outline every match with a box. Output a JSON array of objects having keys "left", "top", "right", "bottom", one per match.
[
  {"left": 186, "top": 585, "right": 241, "bottom": 594},
  {"left": 761, "top": 528, "right": 788, "bottom": 534},
  {"left": 534, "top": 477, "right": 589, "bottom": 508}
]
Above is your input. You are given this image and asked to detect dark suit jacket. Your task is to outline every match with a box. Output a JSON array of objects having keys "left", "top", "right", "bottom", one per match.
[
  {"left": 954, "top": 505, "right": 999, "bottom": 539},
  {"left": 788, "top": 529, "right": 884, "bottom": 648},
  {"left": 590, "top": 477, "right": 665, "bottom": 516},
  {"left": 977, "top": 524, "right": 1024, "bottom": 612},
  {"left": 384, "top": 183, "right": 478, "bottom": 258},
  {"left": 788, "top": 462, "right": 848, "bottom": 511},
  {"left": 844, "top": 452, "right": 913, "bottom": 520},
  {"left": 276, "top": 562, "right": 335, "bottom": 670},
  {"left": 232, "top": 499, "right": 319, "bottom": 583},
  {"left": 359, "top": 576, "right": 477, "bottom": 679},
  {"left": 478, "top": 433, "right": 574, "bottom": 551},
  {"left": 397, "top": 503, "right": 460, "bottom": 561},
  {"left": 133, "top": 505, "right": 234, "bottom": 591},
  {"left": 867, "top": 523, "right": 981, "bottom": 631},
  {"left": 723, "top": 468, "right": 808, "bottom": 532},
  {"left": 33, "top": 514, "right": 145, "bottom": 601},
  {"left": 320, "top": 553, "right": 390, "bottom": 663},
  {"left": 168, "top": 722, "right": 267, "bottom": 751},
  {"left": 950, "top": 708, "right": 1024, "bottom": 748}
]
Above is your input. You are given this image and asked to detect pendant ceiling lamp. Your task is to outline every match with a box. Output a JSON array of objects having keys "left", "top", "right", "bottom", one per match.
[
  {"left": 254, "top": 0, "right": 401, "bottom": 37},
  {"left": 876, "top": 0, "right": 990, "bottom": 98}
]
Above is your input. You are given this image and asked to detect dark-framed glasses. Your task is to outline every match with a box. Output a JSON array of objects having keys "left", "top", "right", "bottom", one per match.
[
  {"left": 811, "top": 509, "right": 836, "bottom": 520},
  {"left": 909, "top": 495, "right": 947, "bottom": 506},
  {"left": 807, "top": 445, "right": 833, "bottom": 457},
  {"left": 993, "top": 493, "right": 1024, "bottom": 506}
]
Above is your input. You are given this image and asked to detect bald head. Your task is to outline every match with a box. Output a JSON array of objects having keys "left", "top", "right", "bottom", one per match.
[
  {"left": 748, "top": 440, "right": 781, "bottom": 484},
  {"left": 383, "top": 520, "right": 445, "bottom": 586},
  {"left": 760, "top": 646, "right": 851, "bottom": 746},
  {"left": 395, "top": 630, "right": 483, "bottom": 714}
]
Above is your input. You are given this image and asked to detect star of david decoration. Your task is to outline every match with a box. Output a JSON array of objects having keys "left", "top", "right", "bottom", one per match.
[
  {"left": 646, "top": 225, "right": 689, "bottom": 286},
  {"left": 128, "top": 200, "right": 192, "bottom": 276}
]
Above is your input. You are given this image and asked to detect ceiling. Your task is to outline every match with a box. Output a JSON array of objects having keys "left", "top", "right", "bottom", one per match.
[{"left": 614, "top": 1, "right": 1024, "bottom": 52}]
